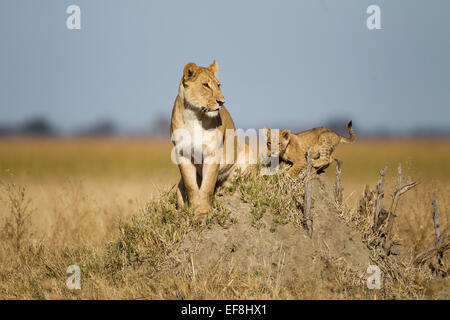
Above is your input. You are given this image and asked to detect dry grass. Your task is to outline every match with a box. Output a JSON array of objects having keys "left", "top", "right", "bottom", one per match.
[{"left": 0, "top": 137, "right": 448, "bottom": 299}]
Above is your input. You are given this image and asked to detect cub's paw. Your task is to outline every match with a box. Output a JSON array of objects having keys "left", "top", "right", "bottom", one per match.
[
  {"left": 194, "top": 202, "right": 211, "bottom": 219},
  {"left": 288, "top": 167, "right": 301, "bottom": 177}
]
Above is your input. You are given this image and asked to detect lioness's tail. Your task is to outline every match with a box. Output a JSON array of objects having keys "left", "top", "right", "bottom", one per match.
[{"left": 340, "top": 121, "right": 355, "bottom": 144}]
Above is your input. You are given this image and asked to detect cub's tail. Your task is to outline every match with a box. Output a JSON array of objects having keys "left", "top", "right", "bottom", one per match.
[{"left": 340, "top": 121, "right": 355, "bottom": 144}]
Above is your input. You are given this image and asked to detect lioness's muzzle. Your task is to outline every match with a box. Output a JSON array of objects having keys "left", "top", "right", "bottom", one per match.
[{"left": 201, "top": 106, "right": 221, "bottom": 113}]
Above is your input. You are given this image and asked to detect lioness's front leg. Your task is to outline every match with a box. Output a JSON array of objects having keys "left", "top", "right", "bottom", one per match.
[
  {"left": 178, "top": 157, "right": 200, "bottom": 209},
  {"left": 196, "top": 162, "right": 220, "bottom": 218},
  {"left": 176, "top": 178, "right": 187, "bottom": 209}
]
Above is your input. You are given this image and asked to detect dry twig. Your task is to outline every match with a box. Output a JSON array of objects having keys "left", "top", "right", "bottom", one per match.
[
  {"left": 432, "top": 197, "right": 443, "bottom": 265},
  {"left": 303, "top": 148, "right": 313, "bottom": 238},
  {"left": 383, "top": 164, "right": 420, "bottom": 254},
  {"left": 334, "top": 158, "right": 343, "bottom": 205},
  {"left": 373, "top": 164, "right": 387, "bottom": 230},
  {"left": 414, "top": 228, "right": 449, "bottom": 266}
]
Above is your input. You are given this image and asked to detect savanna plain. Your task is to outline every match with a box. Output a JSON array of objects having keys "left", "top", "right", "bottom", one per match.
[{"left": 0, "top": 137, "right": 448, "bottom": 299}]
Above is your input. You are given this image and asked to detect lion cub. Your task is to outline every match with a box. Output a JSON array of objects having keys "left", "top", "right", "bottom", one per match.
[{"left": 263, "top": 121, "right": 355, "bottom": 176}]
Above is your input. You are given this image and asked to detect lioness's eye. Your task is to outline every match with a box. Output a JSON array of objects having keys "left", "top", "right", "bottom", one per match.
[{"left": 203, "top": 83, "right": 210, "bottom": 88}]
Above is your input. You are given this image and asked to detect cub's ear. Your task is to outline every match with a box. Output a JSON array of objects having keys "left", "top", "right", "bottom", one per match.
[
  {"left": 183, "top": 62, "right": 198, "bottom": 81},
  {"left": 281, "top": 129, "right": 291, "bottom": 141},
  {"left": 208, "top": 60, "right": 219, "bottom": 76}
]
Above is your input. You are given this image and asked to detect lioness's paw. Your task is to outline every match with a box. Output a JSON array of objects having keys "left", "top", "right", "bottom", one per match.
[{"left": 194, "top": 202, "right": 211, "bottom": 219}]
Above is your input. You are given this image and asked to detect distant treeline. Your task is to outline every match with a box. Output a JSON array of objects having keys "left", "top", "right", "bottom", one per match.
[
  {"left": 0, "top": 116, "right": 448, "bottom": 138},
  {"left": 0, "top": 117, "right": 57, "bottom": 137},
  {"left": 0, "top": 117, "right": 118, "bottom": 137},
  {"left": 0, "top": 115, "right": 170, "bottom": 138}
]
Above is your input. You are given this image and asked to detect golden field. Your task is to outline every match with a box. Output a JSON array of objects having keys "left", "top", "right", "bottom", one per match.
[{"left": 0, "top": 137, "right": 448, "bottom": 299}]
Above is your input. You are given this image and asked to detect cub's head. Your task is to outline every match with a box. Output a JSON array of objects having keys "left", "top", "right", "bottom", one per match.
[
  {"left": 263, "top": 127, "right": 291, "bottom": 158},
  {"left": 180, "top": 61, "right": 225, "bottom": 118}
]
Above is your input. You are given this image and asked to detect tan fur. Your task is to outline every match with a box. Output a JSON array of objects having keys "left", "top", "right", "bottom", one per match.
[
  {"left": 263, "top": 121, "right": 355, "bottom": 177},
  {"left": 170, "top": 61, "right": 256, "bottom": 218}
]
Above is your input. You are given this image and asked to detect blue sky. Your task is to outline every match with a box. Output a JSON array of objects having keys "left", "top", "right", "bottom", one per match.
[{"left": 1, "top": 0, "right": 449, "bottom": 133}]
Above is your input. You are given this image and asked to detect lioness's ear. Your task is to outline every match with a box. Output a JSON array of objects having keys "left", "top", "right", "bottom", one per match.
[
  {"left": 183, "top": 62, "right": 198, "bottom": 80},
  {"left": 263, "top": 127, "right": 270, "bottom": 140},
  {"left": 281, "top": 129, "right": 291, "bottom": 141},
  {"left": 208, "top": 60, "right": 219, "bottom": 76}
]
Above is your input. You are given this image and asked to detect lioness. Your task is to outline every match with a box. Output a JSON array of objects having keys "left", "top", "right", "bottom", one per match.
[
  {"left": 170, "top": 61, "right": 255, "bottom": 218},
  {"left": 263, "top": 121, "right": 355, "bottom": 176}
]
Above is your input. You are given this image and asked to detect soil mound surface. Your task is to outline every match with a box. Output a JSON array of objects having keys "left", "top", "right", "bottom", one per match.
[{"left": 177, "top": 175, "right": 371, "bottom": 283}]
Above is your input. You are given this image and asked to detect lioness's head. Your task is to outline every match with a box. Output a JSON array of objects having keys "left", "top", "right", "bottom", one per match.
[
  {"left": 180, "top": 61, "right": 225, "bottom": 118},
  {"left": 263, "top": 127, "right": 291, "bottom": 158}
]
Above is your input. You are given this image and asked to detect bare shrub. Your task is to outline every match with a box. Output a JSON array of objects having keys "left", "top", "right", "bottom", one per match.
[{"left": 1, "top": 181, "right": 34, "bottom": 253}]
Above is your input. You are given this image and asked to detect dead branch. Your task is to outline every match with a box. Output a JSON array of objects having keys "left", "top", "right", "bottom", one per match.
[
  {"left": 357, "top": 185, "right": 372, "bottom": 216},
  {"left": 334, "top": 158, "right": 343, "bottom": 205},
  {"left": 383, "top": 180, "right": 420, "bottom": 254},
  {"left": 373, "top": 207, "right": 389, "bottom": 231},
  {"left": 303, "top": 148, "right": 313, "bottom": 238},
  {"left": 373, "top": 164, "right": 387, "bottom": 230},
  {"left": 414, "top": 228, "right": 449, "bottom": 266},
  {"left": 432, "top": 197, "right": 443, "bottom": 265}
]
